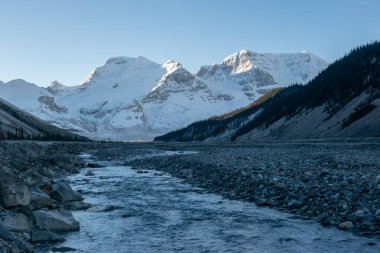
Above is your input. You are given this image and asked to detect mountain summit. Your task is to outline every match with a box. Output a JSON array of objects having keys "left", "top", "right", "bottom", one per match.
[{"left": 0, "top": 50, "right": 327, "bottom": 141}]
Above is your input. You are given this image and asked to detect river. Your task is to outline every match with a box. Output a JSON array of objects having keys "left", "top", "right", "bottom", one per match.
[{"left": 37, "top": 153, "right": 380, "bottom": 252}]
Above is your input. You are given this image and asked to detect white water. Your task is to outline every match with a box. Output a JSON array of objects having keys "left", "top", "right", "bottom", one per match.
[{"left": 37, "top": 158, "right": 380, "bottom": 252}]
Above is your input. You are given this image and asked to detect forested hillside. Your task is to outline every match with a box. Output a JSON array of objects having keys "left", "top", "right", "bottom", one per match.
[{"left": 0, "top": 98, "right": 89, "bottom": 141}]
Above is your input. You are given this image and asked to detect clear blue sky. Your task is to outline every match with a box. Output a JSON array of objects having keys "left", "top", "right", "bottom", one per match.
[{"left": 0, "top": 0, "right": 379, "bottom": 87}]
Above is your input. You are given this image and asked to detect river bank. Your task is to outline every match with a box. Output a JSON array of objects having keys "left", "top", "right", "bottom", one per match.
[
  {"left": 44, "top": 159, "right": 380, "bottom": 252},
  {"left": 0, "top": 141, "right": 99, "bottom": 252},
  {"left": 91, "top": 140, "right": 380, "bottom": 237}
]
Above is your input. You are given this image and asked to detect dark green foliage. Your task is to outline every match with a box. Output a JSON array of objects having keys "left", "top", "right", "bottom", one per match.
[{"left": 156, "top": 41, "right": 380, "bottom": 142}]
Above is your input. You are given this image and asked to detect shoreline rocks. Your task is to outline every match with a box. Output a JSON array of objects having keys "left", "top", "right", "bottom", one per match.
[{"left": 0, "top": 141, "right": 96, "bottom": 252}]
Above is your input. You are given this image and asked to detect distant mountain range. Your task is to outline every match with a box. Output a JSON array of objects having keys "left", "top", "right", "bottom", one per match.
[
  {"left": 0, "top": 50, "right": 327, "bottom": 141},
  {"left": 155, "top": 42, "right": 380, "bottom": 142}
]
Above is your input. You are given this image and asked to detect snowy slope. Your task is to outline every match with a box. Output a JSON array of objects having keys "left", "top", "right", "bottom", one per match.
[{"left": 0, "top": 50, "right": 327, "bottom": 141}]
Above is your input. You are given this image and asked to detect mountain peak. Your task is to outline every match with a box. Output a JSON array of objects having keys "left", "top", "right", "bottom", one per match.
[
  {"left": 162, "top": 60, "right": 182, "bottom": 73},
  {"left": 222, "top": 49, "right": 255, "bottom": 73},
  {"left": 105, "top": 56, "right": 153, "bottom": 65},
  {"left": 48, "top": 81, "right": 65, "bottom": 89},
  {"left": 80, "top": 56, "right": 161, "bottom": 85},
  {"left": 238, "top": 49, "right": 252, "bottom": 55}
]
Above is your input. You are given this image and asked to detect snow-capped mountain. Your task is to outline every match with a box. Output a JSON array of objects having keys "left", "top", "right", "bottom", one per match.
[{"left": 0, "top": 50, "right": 328, "bottom": 141}]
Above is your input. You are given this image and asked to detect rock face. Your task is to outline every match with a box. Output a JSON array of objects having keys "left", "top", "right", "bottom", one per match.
[
  {"left": 0, "top": 51, "right": 327, "bottom": 141},
  {"left": 33, "top": 210, "right": 80, "bottom": 232}
]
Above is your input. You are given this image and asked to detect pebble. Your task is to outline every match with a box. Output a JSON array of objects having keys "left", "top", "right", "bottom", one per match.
[{"left": 338, "top": 221, "right": 354, "bottom": 230}]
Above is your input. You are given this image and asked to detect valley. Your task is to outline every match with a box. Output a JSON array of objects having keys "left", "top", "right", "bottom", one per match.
[{"left": 1, "top": 1, "right": 379, "bottom": 252}]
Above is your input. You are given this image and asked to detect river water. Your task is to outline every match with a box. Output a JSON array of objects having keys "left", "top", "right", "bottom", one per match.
[{"left": 38, "top": 153, "right": 380, "bottom": 253}]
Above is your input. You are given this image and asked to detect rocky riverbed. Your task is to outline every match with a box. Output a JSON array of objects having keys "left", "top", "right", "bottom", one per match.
[
  {"left": 1, "top": 139, "right": 380, "bottom": 252},
  {"left": 90, "top": 140, "right": 380, "bottom": 238}
]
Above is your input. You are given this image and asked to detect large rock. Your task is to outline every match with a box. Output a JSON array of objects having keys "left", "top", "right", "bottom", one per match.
[
  {"left": 31, "top": 229, "right": 65, "bottom": 243},
  {"left": 49, "top": 153, "right": 72, "bottom": 168},
  {"left": 51, "top": 182, "right": 83, "bottom": 202},
  {"left": 338, "top": 221, "right": 354, "bottom": 230},
  {"left": 33, "top": 210, "right": 79, "bottom": 232},
  {"left": 0, "top": 213, "right": 32, "bottom": 233},
  {"left": 64, "top": 201, "right": 91, "bottom": 211},
  {"left": 29, "top": 187, "right": 53, "bottom": 210},
  {"left": 26, "top": 172, "right": 53, "bottom": 193},
  {"left": 87, "top": 205, "right": 116, "bottom": 212},
  {"left": 0, "top": 167, "right": 31, "bottom": 208}
]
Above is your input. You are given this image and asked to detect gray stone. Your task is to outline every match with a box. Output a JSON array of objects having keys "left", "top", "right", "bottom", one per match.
[
  {"left": 29, "top": 187, "right": 53, "bottom": 209},
  {"left": 26, "top": 172, "right": 52, "bottom": 192},
  {"left": 338, "top": 221, "right": 354, "bottom": 230},
  {"left": 354, "top": 210, "right": 365, "bottom": 216},
  {"left": 287, "top": 200, "right": 298, "bottom": 208},
  {"left": 0, "top": 213, "right": 32, "bottom": 233},
  {"left": 85, "top": 171, "right": 95, "bottom": 176},
  {"left": 51, "top": 182, "right": 83, "bottom": 202},
  {"left": 87, "top": 205, "right": 116, "bottom": 212},
  {"left": 31, "top": 229, "right": 65, "bottom": 243},
  {"left": 64, "top": 201, "right": 91, "bottom": 211},
  {"left": 0, "top": 167, "right": 31, "bottom": 208},
  {"left": 51, "top": 246, "right": 76, "bottom": 252},
  {"left": 33, "top": 210, "right": 79, "bottom": 232}
]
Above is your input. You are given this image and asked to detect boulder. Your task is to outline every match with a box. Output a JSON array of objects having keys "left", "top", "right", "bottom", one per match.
[
  {"left": 87, "top": 205, "right": 116, "bottom": 212},
  {"left": 26, "top": 172, "right": 52, "bottom": 193},
  {"left": 0, "top": 167, "right": 31, "bottom": 208},
  {"left": 51, "top": 182, "right": 83, "bottom": 202},
  {"left": 31, "top": 229, "right": 65, "bottom": 243},
  {"left": 49, "top": 153, "right": 73, "bottom": 170},
  {"left": 338, "top": 221, "right": 354, "bottom": 230},
  {"left": 29, "top": 187, "right": 53, "bottom": 209},
  {"left": 0, "top": 213, "right": 32, "bottom": 233},
  {"left": 33, "top": 210, "right": 79, "bottom": 232},
  {"left": 51, "top": 246, "right": 76, "bottom": 252},
  {"left": 64, "top": 201, "right": 91, "bottom": 211}
]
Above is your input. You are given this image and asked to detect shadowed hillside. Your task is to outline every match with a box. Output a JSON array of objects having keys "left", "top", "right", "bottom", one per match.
[{"left": 0, "top": 98, "right": 89, "bottom": 141}]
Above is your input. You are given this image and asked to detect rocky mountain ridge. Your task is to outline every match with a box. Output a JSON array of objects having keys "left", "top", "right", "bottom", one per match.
[{"left": 0, "top": 50, "right": 327, "bottom": 141}]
